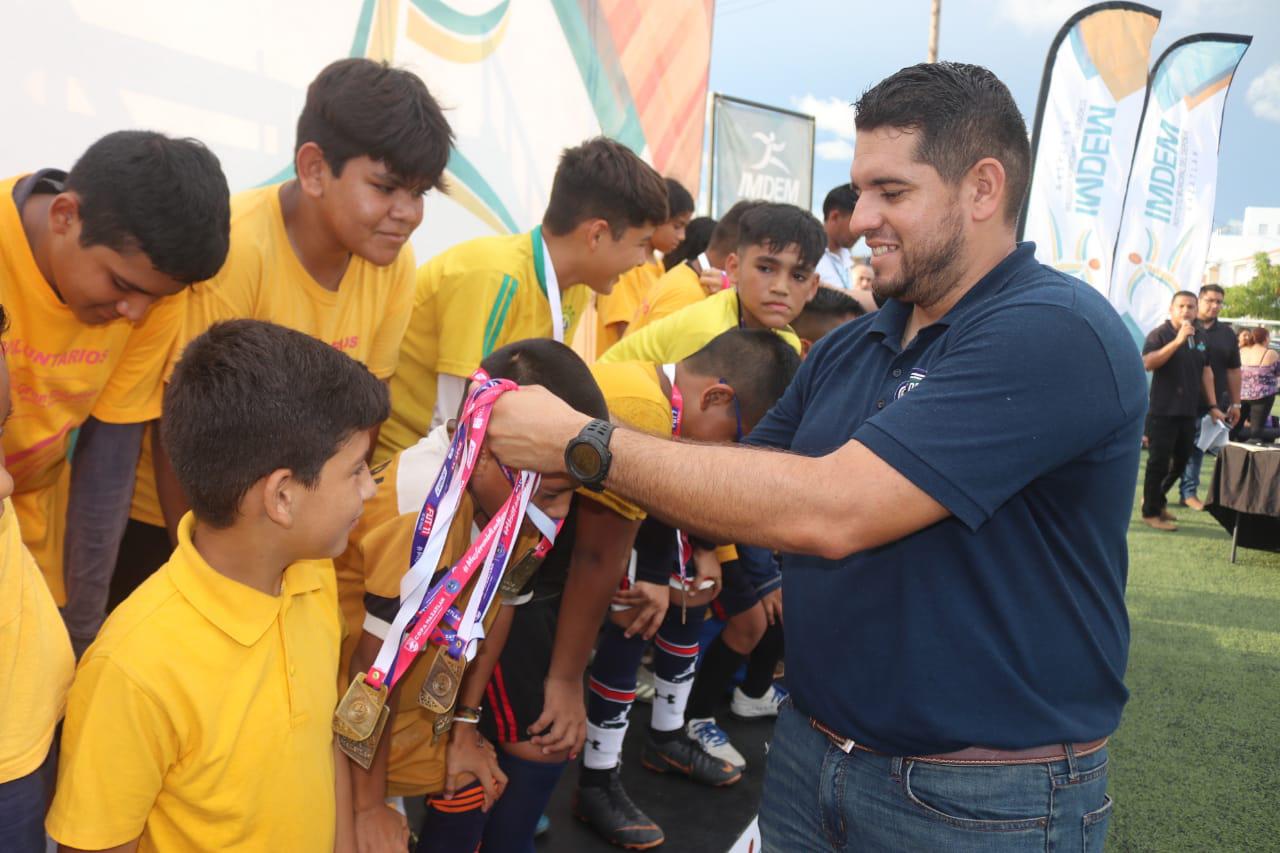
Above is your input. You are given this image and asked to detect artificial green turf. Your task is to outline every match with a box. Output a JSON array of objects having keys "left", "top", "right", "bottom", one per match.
[{"left": 1108, "top": 453, "right": 1280, "bottom": 851}]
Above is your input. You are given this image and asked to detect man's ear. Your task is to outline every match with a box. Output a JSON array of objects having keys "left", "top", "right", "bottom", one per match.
[
  {"left": 725, "top": 251, "right": 741, "bottom": 284},
  {"left": 48, "top": 193, "right": 81, "bottom": 236},
  {"left": 295, "top": 142, "right": 330, "bottom": 199},
  {"left": 584, "top": 218, "right": 611, "bottom": 251},
  {"left": 966, "top": 156, "right": 1007, "bottom": 225},
  {"left": 260, "top": 468, "right": 297, "bottom": 529}
]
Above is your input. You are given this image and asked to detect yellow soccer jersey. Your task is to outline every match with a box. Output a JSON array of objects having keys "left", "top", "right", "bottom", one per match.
[
  {"left": 627, "top": 262, "right": 705, "bottom": 334},
  {"left": 595, "top": 260, "right": 662, "bottom": 357},
  {"left": 600, "top": 288, "right": 801, "bottom": 365},
  {"left": 0, "top": 174, "right": 185, "bottom": 599},
  {"left": 378, "top": 227, "right": 590, "bottom": 460},
  {"left": 129, "top": 182, "right": 416, "bottom": 526}
]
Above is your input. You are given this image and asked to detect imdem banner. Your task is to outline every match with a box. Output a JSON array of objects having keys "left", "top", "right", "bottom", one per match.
[
  {"left": 1020, "top": 2, "right": 1161, "bottom": 295},
  {"left": 710, "top": 94, "right": 815, "bottom": 217},
  {"left": 1109, "top": 33, "right": 1251, "bottom": 340}
]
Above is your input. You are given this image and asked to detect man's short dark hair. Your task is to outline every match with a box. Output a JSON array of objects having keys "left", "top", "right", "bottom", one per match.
[
  {"left": 854, "top": 62, "right": 1031, "bottom": 224},
  {"left": 665, "top": 178, "right": 695, "bottom": 219},
  {"left": 1172, "top": 290, "right": 1198, "bottom": 305},
  {"left": 736, "top": 203, "right": 826, "bottom": 269},
  {"left": 684, "top": 329, "right": 801, "bottom": 430},
  {"left": 664, "top": 216, "right": 717, "bottom": 271},
  {"left": 163, "top": 320, "right": 390, "bottom": 528},
  {"left": 822, "top": 184, "right": 858, "bottom": 217},
  {"left": 794, "top": 286, "right": 864, "bottom": 343},
  {"left": 708, "top": 200, "right": 764, "bottom": 259},
  {"left": 67, "top": 131, "right": 230, "bottom": 284},
  {"left": 480, "top": 339, "right": 608, "bottom": 422},
  {"left": 543, "top": 138, "right": 668, "bottom": 238},
  {"left": 296, "top": 58, "right": 453, "bottom": 192},
  {"left": 1199, "top": 284, "right": 1225, "bottom": 297}
]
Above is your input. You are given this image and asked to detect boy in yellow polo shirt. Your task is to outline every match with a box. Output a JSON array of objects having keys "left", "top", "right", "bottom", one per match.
[
  {"left": 342, "top": 339, "right": 608, "bottom": 853},
  {"left": 600, "top": 202, "right": 824, "bottom": 365},
  {"left": 377, "top": 137, "right": 669, "bottom": 460},
  {"left": 108, "top": 58, "right": 452, "bottom": 638},
  {"left": 628, "top": 201, "right": 761, "bottom": 334},
  {"left": 46, "top": 320, "right": 390, "bottom": 852},
  {"left": 0, "top": 304, "right": 76, "bottom": 853},
  {"left": 0, "top": 131, "right": 229, "bottom": 633},
  {"left": 595, "top": 177, "right": 694, "bottom": 355}
]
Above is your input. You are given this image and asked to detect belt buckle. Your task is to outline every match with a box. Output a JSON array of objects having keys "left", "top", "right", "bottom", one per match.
[{"left": 831, "top": 735, "right": 856, "bottom": 754}]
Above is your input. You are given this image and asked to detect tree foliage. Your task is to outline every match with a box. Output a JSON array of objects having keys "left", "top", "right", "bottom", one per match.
[{"left": 1223, "top": 253, "right": 1280, "bottom": 321}]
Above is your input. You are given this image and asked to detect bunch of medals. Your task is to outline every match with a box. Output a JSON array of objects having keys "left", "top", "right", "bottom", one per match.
[{"left": 333, "top": 371, "right": 553, "bottom": 768}]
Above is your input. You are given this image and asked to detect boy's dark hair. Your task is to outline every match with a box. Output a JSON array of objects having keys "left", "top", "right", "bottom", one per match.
[
  {"left": 296, "top": 58, "right": 453, "bottom": 192},
  {"left": 708, "top": 200, "right": 764, "bottom": 259},
  {"left": 542, "top": 138, "right": 668, "bottom": 238},
  {"left": 1199, "top": 283, "right": 1225, "bottom": 297},
  {"left": 822, "top": 184, "right": 858, "bottom": 217},
  {"left": 794, "top": 286, "right": 864, "bottom": 342},
  {"left": 684, "top": 329, "right": 800, "bottom": 431},
  {"left": 665, "top": 178, "right": 695, "bottom": 219},
  {"left": 854, "top": 62, "right": 1030, "bottom": 224},
  {"left": 67, "top": 131, "right": 230, "bottom": 284},
  {"left": 164, "top": 320, "right": 390, "bottom": 528},
  {"left": 663, "top": 217, "right": 717, "bottom": 271},
  {"left": 736, "top": 203, "right": 826, "bottom": 269},
  {"left": 480, "top": 339, "right": 608, "bottom": 422}
]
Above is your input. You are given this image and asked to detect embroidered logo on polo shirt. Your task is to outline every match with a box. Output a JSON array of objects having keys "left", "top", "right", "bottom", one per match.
[{"left": 894, "top": 368, "right": 927, "bottom": 399}]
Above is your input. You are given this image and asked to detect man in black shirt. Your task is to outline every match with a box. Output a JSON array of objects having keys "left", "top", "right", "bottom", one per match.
[
  {"left": 1141, "top": 291, "right": 1218, "bottom": 530},
  {"left": 1179, "top": 284, "right": 1241, "bottom": 510}
]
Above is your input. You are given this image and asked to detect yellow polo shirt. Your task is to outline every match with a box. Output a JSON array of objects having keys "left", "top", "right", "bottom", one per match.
[
  {"left": 0, "top": 174, "right": 185, "bottom": 601},
  {"left": 378, "top": 227, "right": 591, "bottom": 461},
  {"left": 582, "top": 362, "right": 672, "bottom": 521},
  {"left": 627, "top": 262, "right": 705, "bottom": 334},
  {"left": 129, "top": 182, "right": 416, "bottom": 527},
  {"left": 600, "top": 288, "right": 802, "bottom": 365},
  {"left": 595, "top": 260, "right": 662, "bottom": 356},
  {"left": 0, "top": 497, "right": 75, "bottom": 783},
  {"left": 46, "top": 514, "right": 342, "bottom": 852}
]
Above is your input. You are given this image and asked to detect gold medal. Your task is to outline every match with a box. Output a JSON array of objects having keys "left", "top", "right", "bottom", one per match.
[
  {"left": 499, "top": 546, "right": 542, "bottom": 596},
  {"left": 333, "top": 672, "right": 388, "bottom": 742},
  {"left": 337, "top": 703, "right": 390, "bottom": 770},
  {"left": 418, "top": 646, "right": 466, "bottom": 714}
]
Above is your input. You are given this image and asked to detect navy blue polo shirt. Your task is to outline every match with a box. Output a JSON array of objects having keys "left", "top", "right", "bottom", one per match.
[{"left": 748, "top": 243, "right": 1147, "bottom": 755}]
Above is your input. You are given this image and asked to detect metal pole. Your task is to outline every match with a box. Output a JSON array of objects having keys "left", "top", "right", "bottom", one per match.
[
  {"left": 1231, "top": 513, "right": 1240, "bottom": 563},
  {"left": 928, "top": 0, "right": 940, "bottom": 62}
]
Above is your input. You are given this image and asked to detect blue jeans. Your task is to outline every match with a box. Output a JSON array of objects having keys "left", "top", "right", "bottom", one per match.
[
  {"left": 0, "top": 741, "right": 57, "bottom": 853},
  {"left": 1180, "top": 417, "right": 1204, "bottom": 501},
  {"left": 760, "top": 703, "right": 1113, "bottom": 852}
]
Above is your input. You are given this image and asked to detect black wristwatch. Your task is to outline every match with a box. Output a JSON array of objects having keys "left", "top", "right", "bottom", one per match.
[{"left": 564, "top": 419, "right": 615, "bottom": 492}]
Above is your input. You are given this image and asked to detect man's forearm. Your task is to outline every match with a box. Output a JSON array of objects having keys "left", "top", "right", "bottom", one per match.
[
  {"left": 1143, "top": 339, "right": 1180, "bottom": 371},
  {"left": 63, "top": 418, "right": 144, "bottom": 653},
  {"left": 1229, "top": 368, "right": 1242, "bottom": 406}
]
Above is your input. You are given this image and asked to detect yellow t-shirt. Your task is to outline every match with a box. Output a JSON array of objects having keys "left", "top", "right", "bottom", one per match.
[
  {"left": 378, "top": 227, "right": 591, "bottom": 461},
  {"left": 600, "top": 288, "right": 802, "bottom": 365},
  {"left": 595, "top": 260, "right": 662, "bottom": 357},
  {"left": 627, "top": 262, "right": 705, "bottom": 334},
  {"left": 129, "top": 182, "right": 416, "bottom": 527},
  {"left": 580, "top": 361, "right": 672, "bottom": 521},
  {"left": 0, "top": 497, "right": 74, "bottom": 783},
  {"left": 0, "top": 174, "right": 186, "bottom": 600},
  {"left": 46, "top": 514, "right": 342, "bottom": 852}
]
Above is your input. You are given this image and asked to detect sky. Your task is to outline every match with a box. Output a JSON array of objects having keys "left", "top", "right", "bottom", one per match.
[{"left": 706, "top": 0, "right": 1280, "bottom": 230}]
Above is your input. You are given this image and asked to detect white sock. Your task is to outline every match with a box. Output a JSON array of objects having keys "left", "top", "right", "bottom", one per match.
[
  {"left": 650, "top": 675, "right": 692, "bottom": 732},
  {"left": 584, "top": 721, "right": 628, "bottom": 770}
]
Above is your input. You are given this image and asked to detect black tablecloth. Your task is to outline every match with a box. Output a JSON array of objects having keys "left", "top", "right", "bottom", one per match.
[{"left": 1207, "top": 442, "right": 1280, "bottom": 553}]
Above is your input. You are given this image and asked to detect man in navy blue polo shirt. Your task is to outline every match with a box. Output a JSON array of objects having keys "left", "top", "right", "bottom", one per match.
[{"left": 484, "top": 62, "right": 1147, "bottom": 851}]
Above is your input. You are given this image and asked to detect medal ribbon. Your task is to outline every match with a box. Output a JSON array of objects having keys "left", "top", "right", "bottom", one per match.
[{"left": 661, "top": 365, "right": 693, "bottom": 580}]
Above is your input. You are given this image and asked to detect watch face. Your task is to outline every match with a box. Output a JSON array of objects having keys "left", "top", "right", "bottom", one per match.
[{"left": 568, "top": 442, "right": 602, "bottom": 478}]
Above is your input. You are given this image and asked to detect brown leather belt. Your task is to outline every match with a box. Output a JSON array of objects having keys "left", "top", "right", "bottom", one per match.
[{"left": 809, "top": 717, "right": 1108, "bottom": 765}]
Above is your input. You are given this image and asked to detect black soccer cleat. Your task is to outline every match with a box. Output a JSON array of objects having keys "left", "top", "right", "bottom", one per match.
[
  {"left": 640, "top": 731, "right": 743, "bottom": 787},
  {"left": 573, "top": 767, "right": 665, "bottom": 849}
]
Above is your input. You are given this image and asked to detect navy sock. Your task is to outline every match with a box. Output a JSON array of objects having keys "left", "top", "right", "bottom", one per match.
[
  {"left": 687, "top": 633, "right": 746, "bottom": 720},
  {"left": 742, "top": 622, "right": 784, "bottom": 698},
  {"left": 584, "top": 621, "right": 647, "bottom": 771},
  {"left": 479, "top": 751, "right": 566, "bottom": 853}
]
